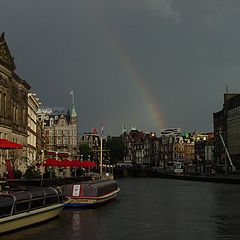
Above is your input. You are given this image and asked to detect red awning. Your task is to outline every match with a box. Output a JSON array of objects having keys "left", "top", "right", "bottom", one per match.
[
  {"left": 80, "top": 161, "right": 97, "bottom": 168},
  {"left": 0, "top": 139, "right": 23, "bottom": 149},
  {"left": 42, "top": 158, "right": 96, "bottom": 168},
  {"left": 43, "top": 158, "right": 62, "bottom": 167},
  {"left": 63, "top": 160, "right": 96, "bottom": 168},
  {"left": 45, "top": 151, "right": 70, "bottom": 157}
]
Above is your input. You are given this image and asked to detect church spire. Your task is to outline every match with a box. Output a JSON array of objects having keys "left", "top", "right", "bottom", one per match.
[{"left": 69, "top": 90, "right": 77, "bottom": 123}]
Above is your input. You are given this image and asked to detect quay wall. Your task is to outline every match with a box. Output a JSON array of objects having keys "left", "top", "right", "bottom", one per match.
[{"left": 114, "top": 167, "right": 240, "bottom": 184}]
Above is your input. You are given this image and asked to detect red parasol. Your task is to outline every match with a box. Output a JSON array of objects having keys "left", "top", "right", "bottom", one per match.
[
  {"left": 41, "top": 159, "right": 96, "bottom": 168},
  {"left": 80, "top": 161, "right": 97, "bottom": 168},
  {"left": 43, "top": 158, "right": 62, "bottom": 167},
  {"left": 0, "top": 139, "right": 23, "bottom": 149}
]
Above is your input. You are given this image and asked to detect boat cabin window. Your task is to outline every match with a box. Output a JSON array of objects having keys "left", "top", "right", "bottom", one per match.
[
  {"left": 15, "top": 201, "right": 30, "bottom": 214},
  {"left": 0, "top": 196, "right": 14, "bottom": 218},
  {"left": 0, "top": 187, "right": 64, "bottom": 217},
  {"left": 94, "top": 181, "right": 118, "bottom": 197},
  {"left": 45, "top": 195, "right": 59, "bottom": 205},
  {"left": 30, "top": 198, "right": 44, "bottom": 210},
  {"left": 0, "top": 205, "right": 12, "bottom": 217},
  {"left": 82, "top": 185, "right": 97, "bottom": 197}
]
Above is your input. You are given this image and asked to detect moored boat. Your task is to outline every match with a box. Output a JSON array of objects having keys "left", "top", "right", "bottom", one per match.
[
  {"left": 62, "top": 179, "right": 120, "bottom": 208},
  {"left": 0, "top": 187, "right": 65, "bottom": 234}
]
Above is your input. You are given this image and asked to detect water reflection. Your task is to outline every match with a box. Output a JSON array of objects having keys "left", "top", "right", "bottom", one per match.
[
  {"left": 2, "top": 216, "right": 61, "bottom": 240},
  {"left": 3, "top": 178, "right": 240, "bottom": 240},
  {"left": 212, "top": 184, "right": 240, "bottom": 239}
]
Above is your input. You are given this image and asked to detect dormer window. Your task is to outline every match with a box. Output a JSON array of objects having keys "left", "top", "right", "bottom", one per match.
[{"left": 50, "top": 118, "right": 54, "bottom": 126}]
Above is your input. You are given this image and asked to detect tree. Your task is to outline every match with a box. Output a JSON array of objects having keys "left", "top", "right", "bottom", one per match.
[
  {"left": 24, "top": 166, "right": 41, "bottom": 179},
  {"left": 79, "top": 143, "right": 94, "bottom": 160},
  {"left": 105, "top": 137, "right": 126, "bottom": 164}
]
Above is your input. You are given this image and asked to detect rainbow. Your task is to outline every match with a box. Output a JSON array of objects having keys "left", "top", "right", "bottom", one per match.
[
  {"left": 109, "top": 38, "right": 166, "bottom": 131},
  {"left": 86, "top": 6, "right": 166, "bottom": 131}
]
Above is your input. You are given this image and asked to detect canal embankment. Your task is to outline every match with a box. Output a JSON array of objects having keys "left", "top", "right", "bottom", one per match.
[{"left": 114, "top": 167, "right": 240, "bottom": 184}]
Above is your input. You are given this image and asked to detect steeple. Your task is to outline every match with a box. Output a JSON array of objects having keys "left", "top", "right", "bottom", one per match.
[
  {"left": 122, "top": 125, "right": 127, "bottom": 134},
  {"left": 69, "top": 90, "right": 77, "bottom": 124},
  {"left": 71, "top": 105, "right": 77, "bottom": 118},
  {"left": 131, "top": 124, "right": 136, "bottom": 131}
]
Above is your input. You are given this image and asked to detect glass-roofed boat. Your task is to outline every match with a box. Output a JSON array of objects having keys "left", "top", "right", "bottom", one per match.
[
  {"left": 62, "top": 179, "right": 120, "bottom": 208},
  {"left": 0, "top": 187, "right": 66, "bottom": 234}
]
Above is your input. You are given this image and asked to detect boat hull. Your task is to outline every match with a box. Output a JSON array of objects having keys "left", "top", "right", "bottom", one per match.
[
  {"left": 0, "top": 203, "right": 64, "bottom": 234},
  {"left": 65, "top": 188, "right": 120, "bottom": 208}
]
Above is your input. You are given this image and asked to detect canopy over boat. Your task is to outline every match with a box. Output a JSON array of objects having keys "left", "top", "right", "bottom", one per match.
[{"left": 62, "top": 179, "right": 119, "bottom": 198}]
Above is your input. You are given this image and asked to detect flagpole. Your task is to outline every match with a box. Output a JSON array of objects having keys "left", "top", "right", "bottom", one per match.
[
  {"left": 100, "top": 125, "right": 103, "bottom": 178},
  {"left": 100, "top": 136, "right": 103, "bottom": 177}
]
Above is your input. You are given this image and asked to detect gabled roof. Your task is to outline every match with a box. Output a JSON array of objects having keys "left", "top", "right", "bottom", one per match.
[{"left": 0, "top": 32, "right": 16, "bottom": 70}]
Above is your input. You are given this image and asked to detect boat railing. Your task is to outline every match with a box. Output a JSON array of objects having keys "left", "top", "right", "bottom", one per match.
[{"left": 0, "top": 187, "right": 64, "bottom": 218}]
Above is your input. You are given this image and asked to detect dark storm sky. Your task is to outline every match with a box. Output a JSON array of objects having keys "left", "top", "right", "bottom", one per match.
[{"left": 1, "top": 0, "right": 240, "bottom": 136}]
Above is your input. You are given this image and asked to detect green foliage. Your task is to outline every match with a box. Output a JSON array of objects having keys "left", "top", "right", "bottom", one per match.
[
  {"left": 79, "top": 143, "right": 94, "bottom": 160},
  {"left": 14, "top": 169, "right": 22, "bottom": 179},
  {"left": 24, "top": 167, "right": 41, "bottom": 179},
  {"left": 43, "top": 168, "right": 56, "bottom": 179},
  {"left": 70, "top": 167, "right": 85, "bottom": 177},
  {"left": 105, "top": 137, "right": 126, "bottom": 164}
]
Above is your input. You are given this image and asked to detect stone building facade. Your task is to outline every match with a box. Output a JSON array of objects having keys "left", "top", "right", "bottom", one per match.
[
  {"left": 0, "top": 33, "right": 30, "bottom": 176},
  {"left": 37, "top": 105, "right": 78, "bottom": 158}
]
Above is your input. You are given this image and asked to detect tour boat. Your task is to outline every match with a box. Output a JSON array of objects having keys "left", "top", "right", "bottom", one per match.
[
  {"left": 62, "top": 179, "right": 120, "bottom": 208},
  {"left": 0, "top": 187, "right": 65, "bottom": 234}
]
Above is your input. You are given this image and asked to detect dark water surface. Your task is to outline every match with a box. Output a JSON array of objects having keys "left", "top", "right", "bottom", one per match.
[{"left": 3, "top": 178, "right": 240, "bottom": 240}]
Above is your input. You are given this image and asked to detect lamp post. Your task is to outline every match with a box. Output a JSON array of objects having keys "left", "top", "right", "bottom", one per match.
[{"left": 40, "top": 150, "right": 44, "bottom": 186}]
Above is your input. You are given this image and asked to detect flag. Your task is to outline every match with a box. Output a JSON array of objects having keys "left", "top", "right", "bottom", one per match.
[
  {"left": 101, "top": 124, "right": 104, "bottom": 137},
  {"left": 70, "top": 90, "right": 74, "bottom": 95}
]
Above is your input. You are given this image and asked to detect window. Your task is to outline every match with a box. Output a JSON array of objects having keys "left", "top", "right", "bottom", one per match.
[
  {"left": 3, "top": 93, "right": 6, "bottom": 117},
  {"left": 50, "top": 118, "right": 54, "bottom": 126},
  {"left": 57, "top": 138, "right": 61, "bottom": 145},
  {"left": 63, "top": 138, "right": 68, "bottom": 145},
  {"left": 15, "top": 201, "right": 30, "bottom": 214}
]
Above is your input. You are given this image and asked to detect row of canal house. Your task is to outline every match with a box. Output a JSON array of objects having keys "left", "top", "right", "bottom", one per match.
[{"left": 121, "top": 127, "right": 214, "bottom": 172}]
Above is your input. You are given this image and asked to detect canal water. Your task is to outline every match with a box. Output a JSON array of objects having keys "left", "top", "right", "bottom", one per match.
[{"left": 3, "top": 178, "right": 240, "bottom": 240}]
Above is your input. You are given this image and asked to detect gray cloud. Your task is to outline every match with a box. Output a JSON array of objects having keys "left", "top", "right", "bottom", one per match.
[
  {"left": 1, "top": 0, "right": 240, "bottom": 135},
  {"left": 144, "top": 0, "right": 181, "bottom": 23}
]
